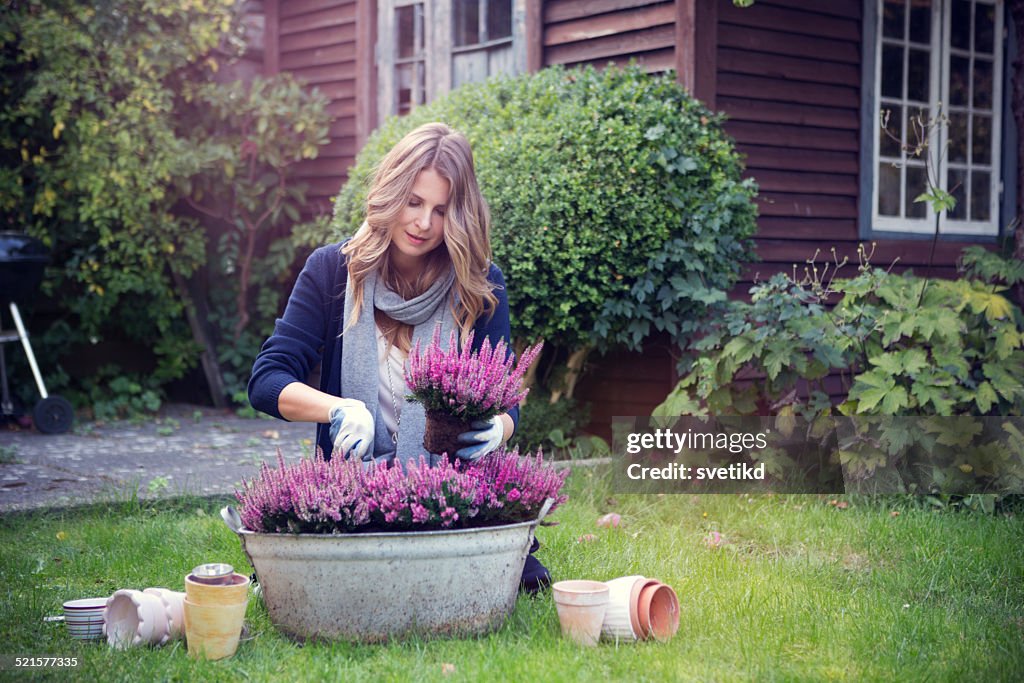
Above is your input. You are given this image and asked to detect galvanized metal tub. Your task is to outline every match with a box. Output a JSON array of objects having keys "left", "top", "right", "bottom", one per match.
[{"left": 221, "top": 501, "right": 551, "bottom": 643}]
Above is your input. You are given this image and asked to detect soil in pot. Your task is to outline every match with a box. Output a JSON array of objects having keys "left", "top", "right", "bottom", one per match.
[{"left": 423, "top": 410, "right": 473, "bottom": 458}]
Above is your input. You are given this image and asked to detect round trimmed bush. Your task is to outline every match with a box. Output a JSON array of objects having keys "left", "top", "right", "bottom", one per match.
[{"left": 324, "top": 64, "right": 758, "bottom": 356}]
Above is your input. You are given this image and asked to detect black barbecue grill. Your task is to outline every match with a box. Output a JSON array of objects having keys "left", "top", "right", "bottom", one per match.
[{"left": 0, "top": 232, "right": 74, "bottom": 433}]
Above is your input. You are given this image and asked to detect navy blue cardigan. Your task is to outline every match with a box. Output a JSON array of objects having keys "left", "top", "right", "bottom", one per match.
[{"left": 248, "top": 241, "right": 520, "bottom": 459}]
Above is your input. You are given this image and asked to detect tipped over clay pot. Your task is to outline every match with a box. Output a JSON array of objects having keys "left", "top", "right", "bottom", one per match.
[
  {"left": 637, "top": 581, "right": 680, "bottom": 641},
  {"left": 143, "top": 588, "right": 187, "bottom": 641},
  {"left": 104, "top": 589, "right": 170, "bottom": 648}
]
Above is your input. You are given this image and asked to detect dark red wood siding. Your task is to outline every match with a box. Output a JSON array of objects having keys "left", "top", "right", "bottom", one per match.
[
  {"left": 716, "top": 0, "right": 970, "bottom": 285},
  {"left": 269, "top": 0, "right": 362, "bottom": 215},
  {"left": 268, "top": 0, "right": 995, "bottom": 440},
  {"left": 541, "top": 0, "right": 677, "bottom": 72}
]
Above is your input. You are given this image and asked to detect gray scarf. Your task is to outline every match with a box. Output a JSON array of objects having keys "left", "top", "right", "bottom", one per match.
[{"left": 341, "top": 264, "right": 457, "bottom": 467}]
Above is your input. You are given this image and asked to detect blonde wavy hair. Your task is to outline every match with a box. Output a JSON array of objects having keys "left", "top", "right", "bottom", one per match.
[{"left": 341, "top": 122, "right": 498, "bottom": 352}]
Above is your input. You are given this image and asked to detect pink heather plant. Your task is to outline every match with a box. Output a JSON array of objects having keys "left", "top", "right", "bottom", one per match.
[
  {"left": 236, "top": 447, "right": 568, "bottom": 534},
  {"left": 405, "top": 327, "right": 543, "bottom": 420}
]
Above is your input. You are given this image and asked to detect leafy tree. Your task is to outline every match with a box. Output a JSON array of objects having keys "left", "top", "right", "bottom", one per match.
[
  {"left": 0, "top": 1, "right": 245, "bottom": 409},
  {"left": 0, "top": 1, "right": 330, "bottom": 414},
  {"left": 174, "top": 74, "right": 330, "bottom": 398}
]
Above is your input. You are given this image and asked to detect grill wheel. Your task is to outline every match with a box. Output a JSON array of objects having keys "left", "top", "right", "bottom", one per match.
[{"left": 33, "top": 396, "right": 74, "bottom": 434}]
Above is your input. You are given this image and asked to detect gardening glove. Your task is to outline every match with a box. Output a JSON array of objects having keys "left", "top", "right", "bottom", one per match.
[
  {"left": 455, "top": 416, "right": 503, "bottom": 461},
  {"left": 329, "top": 399, "right": 374, "bottom": 461}
]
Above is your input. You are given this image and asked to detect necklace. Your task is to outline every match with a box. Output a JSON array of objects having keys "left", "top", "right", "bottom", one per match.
[{"left": 385, "top": 352, "right": 401, "bottom": 445}]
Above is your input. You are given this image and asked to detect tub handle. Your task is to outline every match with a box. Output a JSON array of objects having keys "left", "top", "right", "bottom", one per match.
[
  {"left": 536, "top": 497, "right": 555, "bottom": 524},
  {"left": 220, "top": 506, "right": 244, "bottom": 535}
]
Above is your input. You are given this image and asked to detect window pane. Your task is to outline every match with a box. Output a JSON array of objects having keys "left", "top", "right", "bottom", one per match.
[
  {"left": 906, "top": 165, "right": 928, "bottom": 218},
  {"left": 879, "top": 163, "right": 901, "bottom": 216},
  {"left": 951, "top": 0, "right": 971, "bottom": 50},
  {"left": 487, "top": 0, "right": 512, "bottom": 40},
  {"left": 947, "top": 168, "right": 967, "bottom": 220},
  {"left": 418, "top": 61, "right": 425, "bottom": 105},
  {"left": 880, "top": 105, "right": 903, "bottom": 157},
  {"left": 396, "top": 4, "right": 421, "bottom": 59},
  {"left": 909, "top": 1, "right": 931, "bottom": 43},
  {"left": 949, "top": 55, "right": 970, "bottom": 106},
  {"left": 972, "top": 114, "right": 991, "bottom": 165},
  {"left": 396, "top": 63, "right": 414, "bottom": 114},
  {"left": 882, "top": 45, "right": 904, "bottom": 98},
  {"left": 454, "top": 0, "right": 480, "bottom": 47},
  {"left": 973, "top": 58, "right": 993, "bottom": 108},
  {"left": 883, "top": 0, "right": 905, "bottom": 39},
  {"left": 975, "top": 2, "right": 995, "bottom": 54},
  {"left": 907, "top": 49, "right": 930, "bottom": 102},
  {"left": 948, "top": 112, "right": 968, "bottom": 163},
  {"left": 971, "top": 170, "right": 990, "bottom": 221}
]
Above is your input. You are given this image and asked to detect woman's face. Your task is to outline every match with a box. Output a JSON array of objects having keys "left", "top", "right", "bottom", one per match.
[{"left": 389, "top": 166, "right": 449, "bottom": 276}]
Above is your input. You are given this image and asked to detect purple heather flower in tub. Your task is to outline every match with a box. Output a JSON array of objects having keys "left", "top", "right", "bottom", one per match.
[
  {"left": 405, "top": 327, "right": 543, "bottom": 420},
  {"left": 236, "top": 447, "right": 568, "bottom": 534}
]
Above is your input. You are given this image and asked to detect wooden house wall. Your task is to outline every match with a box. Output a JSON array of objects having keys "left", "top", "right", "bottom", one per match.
[
  {"left": 540, "top": 0, "right": 677, "bottom": 72},
  {"left": 714, "top": 0, "right": 971, "bottom": 284},
  {"left": 267, "top": 0, "right": 993, "bottom": 440},
  {"left": 267, "top": 0, "right": 363, "bottom": 217}
]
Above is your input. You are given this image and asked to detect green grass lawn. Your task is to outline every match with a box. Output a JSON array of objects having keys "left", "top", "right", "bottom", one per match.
[{"left": 1, "top": 467, "right": 1022, "bottom": 682}]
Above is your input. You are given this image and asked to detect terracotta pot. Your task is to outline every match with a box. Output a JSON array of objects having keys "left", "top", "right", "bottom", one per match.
[
  {"left": 552, "top": 580, "right": 609, "bottom": 646},
  {"left": 601, "top": 575, "right": 647, "bottom": 642},
  {"left": 143, "top": 588, "right": 186, "bottom": 641},
  {"left": 423, "top": 409, "right": 473, "bottom": 458},
  {"left": 183, "top": 598, "right": 248, "bottom": 660},
  {"left": 633, "top": 579, "right": 660, "bottom": 639},
  {"left": 184, "top": 572, "right": 250, "bottom": 606},
  {"left": 637, "top": 581, "right": 680, "bottom": 642},
  {"left": 104, "top": 589, "right": 170, "bottom": 648}
]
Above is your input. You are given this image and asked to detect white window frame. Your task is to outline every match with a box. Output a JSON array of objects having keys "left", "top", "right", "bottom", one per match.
[
  {"left": 376, "top": 0, "right": 527, "bottom": 124},
  {"left": 870, "top": 0, "right": 1004, "bottom": 237}
]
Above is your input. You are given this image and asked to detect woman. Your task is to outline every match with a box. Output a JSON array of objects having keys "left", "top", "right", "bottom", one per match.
[{"left": 248, "top": 122, "right": 549, "bottom": 591}]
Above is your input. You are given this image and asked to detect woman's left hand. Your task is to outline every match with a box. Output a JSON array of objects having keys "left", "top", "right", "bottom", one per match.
[{"left": 455, "top": 417, "right": 504, "bottom": 461}]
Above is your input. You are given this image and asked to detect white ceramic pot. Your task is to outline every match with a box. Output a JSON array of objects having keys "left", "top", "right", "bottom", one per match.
[
  {"left": 104, "top": 589, "right": 169, "bottom": 648},
  {"left": 143, "top": 588, "right": 187, "bottom": 641},
  {"left": 601, "top": 575, "right": 646, "bottom": 642}
]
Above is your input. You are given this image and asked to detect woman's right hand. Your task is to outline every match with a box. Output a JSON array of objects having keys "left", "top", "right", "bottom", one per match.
[{"left": 329, "top": 399, "right": 374, "bottom": 461}]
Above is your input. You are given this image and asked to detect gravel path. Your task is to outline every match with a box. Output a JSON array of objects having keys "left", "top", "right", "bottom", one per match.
[{"left": 0, "top": 404, "right": 311, "bottom": 513}]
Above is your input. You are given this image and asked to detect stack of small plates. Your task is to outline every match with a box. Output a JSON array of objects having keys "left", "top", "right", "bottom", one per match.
[{"left": 63, "top": 597, "right": 107, "bottom": 640}]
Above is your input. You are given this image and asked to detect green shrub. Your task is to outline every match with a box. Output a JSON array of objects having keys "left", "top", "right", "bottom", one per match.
[
  {"left": 314, "top": 64, "right": 757, "bottom": 398},
  {"left": 509, "top": 391, "right": 590, "bottom": 454},
  {"left": 655, "top": 247, "right": 1024, "bottom": 502}
]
